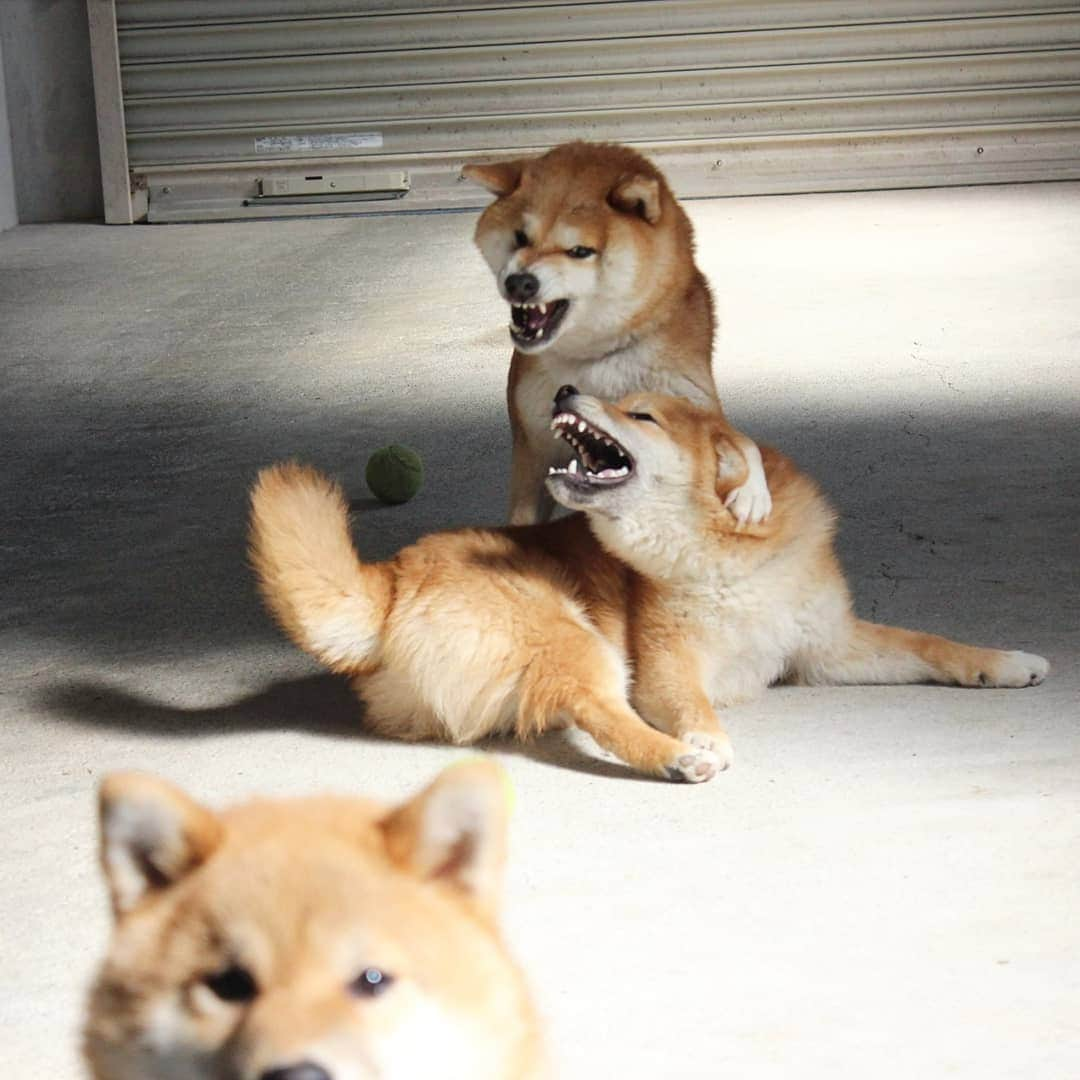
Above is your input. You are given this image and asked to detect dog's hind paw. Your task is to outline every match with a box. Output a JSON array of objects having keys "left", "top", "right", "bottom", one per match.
[
  {"left": 682, "top": 729, "right": 734, "bottom": 771},
  {"left": 664, "top": 746, "right": 720, "bottom": 783}
]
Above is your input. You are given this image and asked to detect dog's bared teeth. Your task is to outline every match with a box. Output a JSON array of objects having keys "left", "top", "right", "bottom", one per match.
[
  {"left": 568, "top": 459, "right": 579, "bottom": 474},
  {"left": 577, "top": 421, "right": 587, "bottom": 433}
]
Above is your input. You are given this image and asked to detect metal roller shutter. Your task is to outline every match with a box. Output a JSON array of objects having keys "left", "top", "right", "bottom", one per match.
[{"left": 87, "top": 0, "right": 1080, "bottom": 223}]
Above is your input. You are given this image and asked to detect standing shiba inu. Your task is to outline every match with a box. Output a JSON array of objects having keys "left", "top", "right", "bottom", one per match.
[
  {"left": 463, "top": 140, "right": 770, "bottom": 527},
  {"left": 85, "top": 763, "right": 544, "bottom": 1080},
  {"left": 248, "top": 390, "right": 1047, "bottom": 784}
]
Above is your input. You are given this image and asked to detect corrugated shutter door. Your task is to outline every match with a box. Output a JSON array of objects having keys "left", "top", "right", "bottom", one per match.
[{"left": 103, "top": 1, "right": 1080, "bottom": 221}]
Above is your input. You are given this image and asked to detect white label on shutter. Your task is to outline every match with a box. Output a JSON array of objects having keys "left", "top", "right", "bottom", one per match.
[{"left": 254, "top": 133, "right": 383, "bottom": 153}]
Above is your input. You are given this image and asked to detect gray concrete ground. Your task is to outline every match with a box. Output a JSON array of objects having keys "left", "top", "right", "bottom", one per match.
[{"left": 1, "top": 182, "right": 1078, "bottom": 1078}]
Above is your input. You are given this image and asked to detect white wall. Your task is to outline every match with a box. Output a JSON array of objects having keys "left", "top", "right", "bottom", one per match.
[
  {"left": 0, "top": 33, "right": 17, "bottom": 231},
  {"left": 0, "top": 0, "right": 102, "bottom": 224}
]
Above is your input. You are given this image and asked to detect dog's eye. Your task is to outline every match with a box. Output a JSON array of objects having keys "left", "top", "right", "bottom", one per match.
[
  {"left": 350, "top": 967, "right": 395, "bottom": 998},
  {"left": 566, "top": 245, "right": 596, "bottom": 259},
  {"left": 628, "top": 411, "right": 657, "bottom": 423},
  {"left": 203, "top": 965, "right": 258, "bottom": 1003},
  {"left": 513, "top": 229, "right": 529, "bottom": 249}
]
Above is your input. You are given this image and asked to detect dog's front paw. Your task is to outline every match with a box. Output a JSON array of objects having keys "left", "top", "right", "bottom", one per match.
[
  {"left": 682, "top": 729, "right": 734, "bottom": 771},
  {"left": 724, "top": 476, "right": 772, "bottom": 526},
  {"left": 664, "top": 746, "right": 720, "bottom": 783},
  {"left": 979, "top": 650, "right": 1050, "bottom": 688}
]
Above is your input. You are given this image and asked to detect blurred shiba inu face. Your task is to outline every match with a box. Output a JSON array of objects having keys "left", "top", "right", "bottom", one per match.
[
  {"left": 85, "top": 764, "right": 541, "bottom": 1080},
  {"left": 465, "top": 142, "right": 677, "bottom": 356}
]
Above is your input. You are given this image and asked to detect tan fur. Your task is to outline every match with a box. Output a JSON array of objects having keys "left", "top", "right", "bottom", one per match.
[
  {"left": 463, "top": 141, "right": 771, "bottom": 527},
  {"left": 85, "top": 763, "right": 544, "bottom": 1080},
  {"left": 249, "top": 396, "right": 1047, "bottom": 785}
]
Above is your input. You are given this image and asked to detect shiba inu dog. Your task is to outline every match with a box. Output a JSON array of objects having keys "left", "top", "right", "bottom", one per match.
[
  {"left": 248, "top": 390, "right": 1047, "bottom": 783},
  {"left": 463, "top": 140, "right": 771, "bottom": 527},
  {"left": 84, "top": 762, "right": 544, "bottom": 1080}
]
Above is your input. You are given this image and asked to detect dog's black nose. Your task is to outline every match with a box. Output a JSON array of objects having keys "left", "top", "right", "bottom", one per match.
[
  {"left": 505, "top": 272, "right": 540, "bottom": 302},
  {"left": 554, "top": 385, "right": 579, "bottom": 409},
  {"left": 260, "top": 1064, "right": 332, "bottom": 1080}
]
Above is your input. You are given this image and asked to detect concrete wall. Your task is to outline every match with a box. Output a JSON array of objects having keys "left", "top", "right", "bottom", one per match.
[
  {"left": 0, "top": 0, "right": 102, "bottom": 224},
  {"left": 0, "top": 32, "right": 18, "bottom": 230}
]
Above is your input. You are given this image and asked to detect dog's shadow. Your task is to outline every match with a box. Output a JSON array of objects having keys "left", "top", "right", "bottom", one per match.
[
  {"left": 41, "top": 674, "right": 366, "bottom": 739},
  {"left": 41, "top": 675, "right": 657, "bottom": 782}
]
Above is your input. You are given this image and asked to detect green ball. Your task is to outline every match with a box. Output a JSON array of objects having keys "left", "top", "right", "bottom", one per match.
[{"left": 365, "top": 444, "right": 424, "bottom": 505}]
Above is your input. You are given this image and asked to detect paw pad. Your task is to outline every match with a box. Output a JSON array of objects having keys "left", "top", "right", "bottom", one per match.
[{"left": 664, "top": 749, "right": 718, "bottom": 784}]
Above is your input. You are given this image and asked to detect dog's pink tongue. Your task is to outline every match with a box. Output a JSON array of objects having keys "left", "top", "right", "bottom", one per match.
[{"left": 526, "top": 307, "right": 548, "bottom": 330}]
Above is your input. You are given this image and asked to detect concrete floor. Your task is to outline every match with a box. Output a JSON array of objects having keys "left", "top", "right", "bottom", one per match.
[{"left": 1, "top": 182, "right": 1078, "bottom": 1078}]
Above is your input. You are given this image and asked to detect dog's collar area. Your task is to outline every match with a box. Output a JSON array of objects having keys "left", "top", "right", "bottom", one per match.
[
  {"left": 510, "top": 299, "right": 569, "bottom": 345},
  {"left": 548, "top": 412, "right": 634, "bottom": 486}
]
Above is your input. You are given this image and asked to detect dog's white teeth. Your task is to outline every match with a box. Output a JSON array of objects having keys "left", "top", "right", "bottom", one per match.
[
  {"left": 536, "top": 326, "right": 544, "bottom": 338},
  {"left": 538, "top": 302, "right": 547, "bottom": 315},
  {"left": 577, "top": 420, "right": 587, "bottom": 433},
  {"left": 568, "top": 459, "right": 579, "bottom": 474}
]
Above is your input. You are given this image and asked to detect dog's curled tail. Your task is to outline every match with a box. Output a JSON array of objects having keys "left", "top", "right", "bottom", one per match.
[{"left": 249, "top": 462, "right": 393, "bottom": 675}]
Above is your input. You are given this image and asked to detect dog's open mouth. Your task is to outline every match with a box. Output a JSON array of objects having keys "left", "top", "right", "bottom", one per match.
[
  {"left": 548, "top": 411, "right": 634, "bottom": 488},
  {"left": 510, "top": 300, "right": 569, "bottom": 346}
]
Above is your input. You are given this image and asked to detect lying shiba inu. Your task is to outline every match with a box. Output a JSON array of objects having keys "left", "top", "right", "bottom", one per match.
[
  {"left": 85, "top": 763, "right": 544, "bottom": 1080},
  {"left": 248, "top": 390, "right": 1047, "bottom": 783},
  {"left": 463, "top": 140, "right": 771, "bottom": 527}
]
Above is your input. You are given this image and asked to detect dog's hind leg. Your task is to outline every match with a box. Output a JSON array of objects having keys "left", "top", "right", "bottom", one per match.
[
  {"left": 517, "top": 636, "right": 718, "bottom": 782},
  {"left": 632, "top": 643, "right": 735, "bottom": 770},
  {"left": 795, "top": 618, "right": 1049, "bottom": 689},
  {"left": 568, "top": 692, "right": 718, "bottom": 782}
]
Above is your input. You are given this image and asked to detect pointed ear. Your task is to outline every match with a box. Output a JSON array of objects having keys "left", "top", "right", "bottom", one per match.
[
  {"left": 608, "top": 174, "right": 662, "bottom": 224},
  {"left": 461, "top": 160, "right": 525, "bottom": 198},
  {"left": 381, "top": 759, "right": 511, "bottom": 918},
  {"left": 98, "top": 773, "right": 223, "bottom": 918}
]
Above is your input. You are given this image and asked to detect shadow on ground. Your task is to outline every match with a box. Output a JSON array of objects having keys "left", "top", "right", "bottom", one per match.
[
  {"left": 40, "top": 672, "right": 659, "bottom": 782},
  {"left": 4, "top": 389, "right": 1076, "bottom": 668}
]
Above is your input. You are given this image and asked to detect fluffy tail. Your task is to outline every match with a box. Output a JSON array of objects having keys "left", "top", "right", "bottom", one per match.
[{"left": 249, "top": 462, "right": 393, "bottom": 674}]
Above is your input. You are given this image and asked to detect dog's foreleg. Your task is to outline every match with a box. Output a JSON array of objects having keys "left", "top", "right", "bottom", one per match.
[
  {"left": 723, "top": 433, "right": 772, "bottom": 526},
  {"left": 508, "top": 438, "right": 555, "bottom": 525},
  {"left": 797, "top": 619, "right": 1049, "bottom": 689}
]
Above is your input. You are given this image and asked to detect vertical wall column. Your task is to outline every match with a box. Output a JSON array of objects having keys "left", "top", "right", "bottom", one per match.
[
  {"left": 0, "top": 25, "right": 19, "bottom": 229},
  {"left": 87, "top": 0, "right": 145, "bottom": 223}
]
